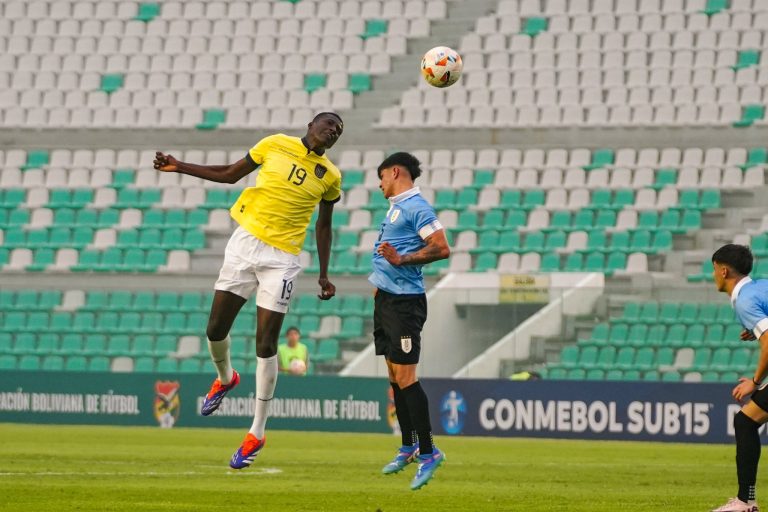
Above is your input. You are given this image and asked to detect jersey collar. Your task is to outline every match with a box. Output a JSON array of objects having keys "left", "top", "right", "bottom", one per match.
[
  {"left": 389, "top": 187, "right": 420, "bottom": 205},
  {"left": 301, "top": 137, "right": 325, "bottom": 156},
  {"left": 731, "top": 276, "right": 753, "bottom": 305}
]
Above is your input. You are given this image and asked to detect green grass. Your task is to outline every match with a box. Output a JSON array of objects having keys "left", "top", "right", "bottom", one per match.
[{"left": 0, "top": 423, "right": 738, "bottom": 511}]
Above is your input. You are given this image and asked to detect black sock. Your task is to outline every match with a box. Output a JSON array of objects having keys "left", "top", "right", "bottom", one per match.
[
  {"left": 391, "top": 382, "right": 416, "bottom": 447},
  {"left": 401, "top": 381, "right": 434, "bottom": 455},
  {"left": 735, "top": 411, "right": 761, "bottom": 503}
]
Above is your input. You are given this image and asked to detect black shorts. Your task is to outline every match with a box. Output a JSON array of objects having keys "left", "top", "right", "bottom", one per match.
[
  {"left": 752, "top": 384, "right": 768, "bottom": 412},
  {"left": 373, "top": 289, "right": 427, "bottom": 365}
]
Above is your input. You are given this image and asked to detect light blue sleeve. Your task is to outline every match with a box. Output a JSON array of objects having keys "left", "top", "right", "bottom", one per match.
[
  {"left": 411, "top": 201, "right": 441, "bottom": 240},
  {"left": 735, "top": 292, "right": 768, "bottom": 338}
]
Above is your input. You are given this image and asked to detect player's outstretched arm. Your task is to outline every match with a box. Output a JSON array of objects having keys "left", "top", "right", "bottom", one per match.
[
  {"left": 153, "top": 152, "right": 257, "bottom": 184},
  {"left": 377, "top": 230, "right": 450, "bottom": 266},
  {"left": 315, "top": 199, "right": 336, "bottom": 300}
]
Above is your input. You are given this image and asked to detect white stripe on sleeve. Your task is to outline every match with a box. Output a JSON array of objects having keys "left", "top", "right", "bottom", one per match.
[
  {"left": 419, "top": 220, "right": 444, "bottom": 240},
  {"left": 754, "top": 318, "right": 768, "bottom": 339}
]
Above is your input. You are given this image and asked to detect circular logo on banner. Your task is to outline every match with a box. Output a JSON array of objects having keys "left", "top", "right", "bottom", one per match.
[{"left": 440, "top": 390, "right": 466, "bottom": 435}]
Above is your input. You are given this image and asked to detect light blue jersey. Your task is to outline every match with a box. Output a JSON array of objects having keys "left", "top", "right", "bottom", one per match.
[
  {"left": 368, "top": 187, "right": 443, "bottom": 295},
  {"left": 732, "top": 277, "right": 768, "bottom": 338}
]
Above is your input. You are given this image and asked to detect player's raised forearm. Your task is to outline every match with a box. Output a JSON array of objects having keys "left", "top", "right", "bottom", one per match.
[
  {"left": 754, "top": 333, "right": 768, "bottom": 382},
  {"left": 400, "top": 234, "right": 450, "bottom": 266},
  {"left": 175, "top": 159, "right": 254, "bottom": 184},
  {"left": 315, "top": 222, "right": 332, "bottom": 278}
]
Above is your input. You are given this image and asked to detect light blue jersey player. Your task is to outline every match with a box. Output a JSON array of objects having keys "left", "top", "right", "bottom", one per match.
[
  {"left": 712, "top": 244, "right": 768, "bottom": 512},
  {"left": 369, "top": 152, "right": 450, "bottom": 491}
]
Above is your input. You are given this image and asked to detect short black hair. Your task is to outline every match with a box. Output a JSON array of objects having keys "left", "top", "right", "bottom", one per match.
[
  {"left": 377, "top": 152, "right": 422, "bottom": 180},
  {"left": 286, "top": 326, "right": 301, "bottom": 335},
  {"left": 712, "top": 244, "right": 753, "bottom": 276},
  {"left": 313, "top": 112, "right": 343, "bottom": 126}
]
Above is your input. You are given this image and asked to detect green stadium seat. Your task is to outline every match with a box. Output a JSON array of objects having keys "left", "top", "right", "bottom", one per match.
[
  {"left": 522, "top": 232, "right": 544, "bottom": 252},
  {"left": 632, "top": 347, "right": 654, "bottom": 369},
  {"left": 659, "top": 210, "right": 680, "bottom": 231},
  {"left": 131, "top": 335, "right": 154, "bottom": 357},
  {"left": 456, "top": 188, "right": 478, "bottom": 209},
  {"left": 720, "top": 372, "right": 739, "bottom": 383},
  {"left": 64, "top": 356, "right": 87, "bottom": 371},
  {"left": 583, "top": 149, "right": 614, "bottom": 171},
  {"left": 705, "top": 324, "right": 725, "bottom": 345},
  {"left": 496, "top": 231, "right": 521, "bottom": 253},
  {"left": 548, "top": 211, "right": 571, "bottom": 231},
  {"left": 595, "top": 210, "right": 616, "bottom": 229},
  {"left": 608, "top": 323, "right": 629, "bottom": 346},
  {"left": 572, "top": 210, "right": 593, "bottom": 231},
  {"left": 595, "top": 346, "right": 616, "bottom": 369},
  {"left": 564, "top": 252, "right": 583, "bottom": 272},
  {"left": 701, "top": 0, "right": 728, "bottom": 15},
  {"left": 691, "top": 348, "right": 712, "bottom": 370},
  {"left": 605, "top": 369, "right": 623, "bottom": 381},
  {"left": 473, "top": 252, "right": 497, "bottom": 272},
  {"left": 112, "top": 169, "right": 135, "bottom": 189},
  {"left": 586, "top": 230, "right": 607, "bottom": 251},
  {"left": 341, "top": 170, "right": 364, "bottom": 191},
  {"left": 742, "top": 148, "right": 767, "bottom": 170},
  {"left": 0, "top": 189, "right": 26, "bottom": 207},
  {"left": 638, "top": 211, "right": 659, "bottom": 230},
  {"left": 97, "top": 208, "right": 119, "bottom": 227},
  {"left": 339, "top": 316, "right": 364, "bottom": 338},
  {"left": 700, "top": 190, "right": 721, "bottom": 209},
  {"left": 315, "top": 339, "right": 340, "bottom": 361},
  {"left": 540, "top": 252, "right": 560, "bottom": 272},
  {"left": 361, "top": 19, "right": 388, "bottom": 39},
  {"left": 734, "top": 105, "right": 765, "bottom": 128},
  {"left": 621, "top": 302, "right": 641, "bottom": 322},
  {"left": 506, "top": 209, "right": 527, "bottom": 228},
  {"left": 578, "top": 345, "right": 598, "bottom": 366},
  {"left": 623, "top": 370, "right": 641, "bottom": 381},
  {"left": 710, "top": 347, "right": 731, "bottom": 370},
  {"left": 134, "top": 2, "right": 160, "bottom": 21},
  {"left": 179, "top": 292, "right": 202, "bottom": 312},
  {"left": 19, "top": 355, "right": 41, "bottom": 371},
  {"left": 560, "top": 345, "right": 579, "bottom": 368},
  {"left": 609, "top": 231, "right": 630, "bottom": 252},
  {"left": 615, "top": 347, "right": 636, "bottom": 369},
  {"left": 499, "top": 190, "right": 521, "bottom": 208},
  {"left": 100, "top": 74, "right": 124, "bottom": 94},
  {"left": 584, "top": 252, "right": 605, "bottom": 272},
  {"left": 179, "top": 358, "right": 201, "bottom": 373},
  {"left": 590, "top": 189, "right": 611, "bottom": 209},
  {"left": 457, "top": 210, "right": 479, "bottom": 230},
  {"left": 107, "top": 335, "right": 131, "bottom": 356},
  {"left": 348, "top": 74, "right": 372, "bottom": 94},
  {"left": 156, "top": 358, "right": 179, "bottom": 372},
  {"left": 653, "top": 169, "right": 678, "bottom": 190},
  {"left": 21, "top": 150, "right": 49, "bottom": 170},
  {"left": 196, "top": 109, "right": 227, "bottom": 130},
  {"left": 566, "top": 368, "right": 587, "bottom": 380},
  {"left": 643, "top": 370, "right": 660, "bottom": 381},
  {"left": 684, "top": 325, "right": 706, "bottom": 348},
  {"left": 26, "top": 248, "right": 55, "bottom": 272},
  {"left": 521, "top": 190, "right": 544, "bottom": 209},
  {"left": 0, "top": 355, "right": 16, "bottom": 370},
  {"left": 627, "top": 324, "right": 649, "bottom": 347},
  {"left": 545, "top": 231, "right": 566, "bottom": 251},
  {"left": 85, "top": 354, "right": 111, "bottom": 372},
  {"left": 580, "top": 322, "right": 609, "bottom": 346},
  {"left": 434, "top": 190, "right": 456, "bottom": 209},
  {"left": 134, "top": 357, "right": 155, "bottom": 372},
  {"left": 83, "top": 334, "right": 107, "bottom": 356},
  {"left": 520, "top": 16, "right": 548, "bottom": 36},
  {"left": 472, "top": 231, "right": 499, "bottom": 253},
  {"left": 651, "top": 230, "right": 673, "bottom": 253},
  {"left": 661, "top": 371, "right": 681, "bottom": 382},
  {"left": 472, "top": 170, "right": 495, "bottom": 188},
  {"left": 730, "top": 348, "right": 751, "bottom": 370},
  {"left": 41, "top": 355, "right": 64, "bottom": 371}
]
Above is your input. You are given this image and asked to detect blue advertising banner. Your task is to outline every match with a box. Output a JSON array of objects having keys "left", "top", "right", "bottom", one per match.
[{"left": 421, "top": 379, "right": 749, "bottom": 444}]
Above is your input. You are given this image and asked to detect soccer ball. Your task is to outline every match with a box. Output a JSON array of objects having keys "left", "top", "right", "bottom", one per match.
[
  {"left": 289, "top": 358, "right": 307, "bottom": 375},
  {"left": 420, "top": 46, "right": 463, "bottom": 88}
]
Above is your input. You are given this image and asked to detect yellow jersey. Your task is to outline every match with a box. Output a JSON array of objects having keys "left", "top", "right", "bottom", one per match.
[{"left": 230, "top": 134, "right": 342, "bottom": 255}]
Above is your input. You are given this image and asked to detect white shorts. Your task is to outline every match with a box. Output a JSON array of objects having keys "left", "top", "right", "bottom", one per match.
[{"left": 214, "top": 226, "right": 302, "bottom": 313}]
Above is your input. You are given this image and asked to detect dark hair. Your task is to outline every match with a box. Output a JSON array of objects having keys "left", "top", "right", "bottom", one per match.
[
  {"left": 377, "top": 152, "right": 422, "bottom": 180},
  {"left": 313, "top": 112, "right": 343, "bottom": 125},
  {"left": 286, "top": 326, "right": 301, "bottom": 335},
  {"left": 712, "top": 244, "right": 753, "bottom": 276}
]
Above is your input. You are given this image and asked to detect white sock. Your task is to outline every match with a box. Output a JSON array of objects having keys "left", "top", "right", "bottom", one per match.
[
  {"left": 207, "top": 335, "right": 233, "bottom": 384},
  {"left": 249, "top": 355, "right": 278, "bottom": 439}
]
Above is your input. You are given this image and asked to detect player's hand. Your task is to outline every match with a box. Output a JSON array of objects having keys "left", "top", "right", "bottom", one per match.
[
  {"left": 733, "top": 377, "right": 757, "bottom": 403},
  {"left": 741, "top": 329, "right": 757, "bottom": 341},
  {"left": 153, "top": 152, "right": 178, "bottom": 172},
  {"left": 377, "top": 242, "right": 403, "bottom": 266},
  {"left": 318, "top": 277, "right": 336, "bottom": 300}
]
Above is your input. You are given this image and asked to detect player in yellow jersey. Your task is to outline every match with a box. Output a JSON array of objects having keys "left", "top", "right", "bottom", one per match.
[{"left": 153, "top": 112, "right": 343, "bottom": 468}]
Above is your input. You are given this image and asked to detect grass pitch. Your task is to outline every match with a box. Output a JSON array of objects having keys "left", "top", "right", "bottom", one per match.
[{"left": 0, "top": 423, "right": 738, "bottom": 511}]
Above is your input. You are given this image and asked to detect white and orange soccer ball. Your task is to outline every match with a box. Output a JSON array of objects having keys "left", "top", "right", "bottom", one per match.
[
  {"left": 289, "top": 358, "right": 307, "bottom": 375},
  {"left": 420, "top": 46, "right": 463, "bottom": 88}
]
